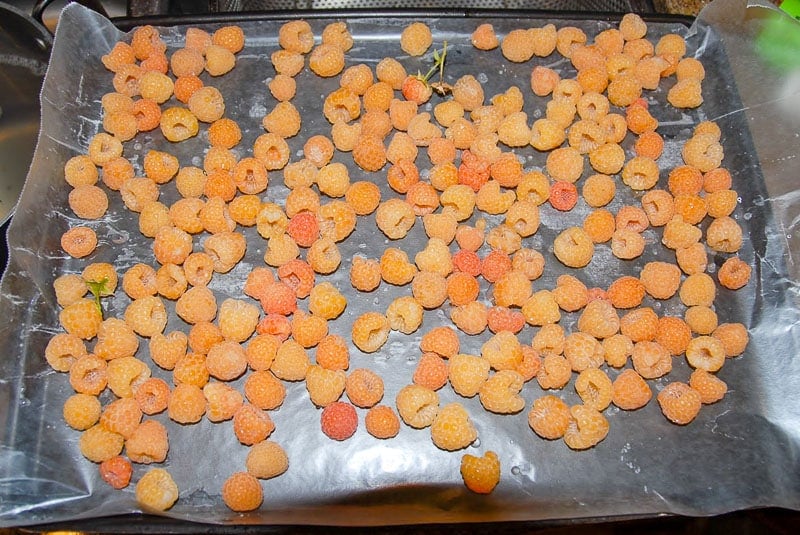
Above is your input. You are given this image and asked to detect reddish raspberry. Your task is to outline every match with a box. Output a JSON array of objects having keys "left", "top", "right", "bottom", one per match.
[
  {"left": 243, "top": 267, "right": 275, "bottom": 301},
  {"left": 413, "top": 353, "right": 449, "bottom": 391},
  {"left": 259, "top": 282, "right": 297, "bottom": 316},
  {"left": 100, "top": 455, "right": 133, "bottom": 489},
  {"left": 320, "top": 401, "right": 358, "bottom": 440},
  {"left": 481, "top": 250, "right": 512, "bottom": 283},
  {"left": 457, "top": 150, "right": 491, "bottom": 193},
  {"left": 549, "top": 181, "right": 578, "bottom": 211},
  {"left": 452, "top": 249, "right": 482, "bottom": 277},
  {"left": 487, "top": 306, "right": 526, "bottom": 334},
  {"left": 286, "top": 211, "right": 320, "bottom": 248},
  {"left": 256, "top": 313, "right": 292, "bottom": 341},
  {"left": 277, "top": 259, "right": 315, "bottom": 299},
  {"left": 401, "top": 75, "right": 432, "bottom": 105}
]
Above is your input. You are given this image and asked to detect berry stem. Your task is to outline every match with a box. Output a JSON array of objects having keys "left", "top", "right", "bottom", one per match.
[{"left": 87, "top": 277, "right": 109, "bottom": 318}]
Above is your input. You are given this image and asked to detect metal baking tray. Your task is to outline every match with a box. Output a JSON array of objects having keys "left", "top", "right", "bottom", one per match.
[{"left": 1, "top": 1, "right": 799, "bottom": 529}]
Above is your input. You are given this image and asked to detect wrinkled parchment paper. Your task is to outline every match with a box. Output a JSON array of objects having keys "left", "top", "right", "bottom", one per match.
[{"left": 1, "top": 0, "right": 799, "bottom": 527}]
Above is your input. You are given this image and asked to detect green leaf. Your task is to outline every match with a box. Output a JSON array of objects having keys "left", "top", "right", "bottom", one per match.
[{"left": 86, "top": 277, "right": 109, "bottom": 318}]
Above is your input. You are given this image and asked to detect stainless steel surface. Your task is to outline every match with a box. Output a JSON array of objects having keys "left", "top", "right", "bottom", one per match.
[{"left": 0, "top": 2, "right": 50, "bottom": 225}]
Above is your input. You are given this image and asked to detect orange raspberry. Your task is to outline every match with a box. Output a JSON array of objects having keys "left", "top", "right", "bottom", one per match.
[
  {"left": 657, "top": 382, "right": 702, "bottom": 425},
  {"left": 352, "top": 135, "right": 387, "bottom": 172},
  {"left": 79, "top": 424, "right": 123, "bottom": 463},
  {"left": 256, "top": 314, "right": 292, "bottom": 342},
  {"left": 413, "top": 353, "right": 449, "bottom": 391},
  {"left": 245, "top": 440, "right": 289, "bottom": 480},
  {"left": 431, "top": 402, "right": 477, "bottom": 451},
  {"left": 320, "top": 401, "right": 358, "bottom": 440},
  {"left": 100, "top": 397, "right": 142, "bottom": 439},
  {"left": 528, "top": 395, "right": 571, "bottom": 439},
  {"left": 258, "top": 282, "right": 297, "bottom": 316},
  {"left": 486, "top": 306, "right": 526, "bottom": 335},
  {"left": 689, "top": 369, "right": 727, "bottom": 404},
  {"left": 126, "top": 419, "right": 169, "bottom": 464},
  {"left": 168, "top": 383, "right": 206, "bottom": 424},
  {"left": 276, "top": 259, "right": 315, "bottom": 299},
  {"left": 62, "top": 393, "right": 101, "bottom": 430},
  {"left": 549, "top": 180, "right": 578, "bottom": 211},
  {"left": 204, "top": 382, "right": 244, "bottom": 422},
  {"left": 222, "top": 472, "right": 262, "bottom": 512},
  {"left": 344, "top": 368, "right": 384, "bottom": 408},
  {"left": 563, "top": 405, "right": 609, "bottom": 450},
  {"left": 365, "top": 405, "right": 401, "bottom": 439},
  {"left": 233, "top": 403, "right": 275, "bottom": 445},
  {"left": 452, "top": 249, "right": 482, "bottom": 277}
]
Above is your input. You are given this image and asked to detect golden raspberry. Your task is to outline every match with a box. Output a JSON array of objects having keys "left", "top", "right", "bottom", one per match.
[
  {"left": 658, "top": 381, "right": 702, "bottom": 425},
  {"left": 575, "top": 299, "right": 619, "bottom": 339},
  {"left": 172, "top": 352, "right": 209, "bottom": 388},
  {"left": 205, "top": 44, "right": 236, "bottom": 76},
  {"left": 69, "top": 355, "right": 108, "bottom": 396},
  {"left": 553, "top": 227, "right": 594, "bottom": 268},
  {"left": 689, "top": 369, "right": 727, "bottom": 404},
  {"left": 126, "top": 419, "right": 169, "bottom": 464},
  {"left": 430, "top": 402, "right": 477, "bottom": 451},
  {"left": 396, "top": 384, "right": 439, "bottom": 429},
  {"left": 574, "top": 368, "right": 613, "bottom": 411},
  {"left": 305, "top": 365, "right": 346, "bottom": 408},
  {"left": 528, "top": 395, "right": 571, "bottom": 440},
  {"left": 322, "top": 21, "right": 353, "bottom": 51},
  {"left": 204, "top": 381, "right": 244, "bottom": 422},
  {"left": 246, "top": 440, "right": 289, "bottom": 480},
  {"left": 136, "top": 468, "right": 179, "bottom": 511},
  {"left": 479, "top": 370, "right": 525, "bottom": 414},
  {"left": 68, "top": 185, "right": 108, "bottom": 220},
  {"left": 386, "top": 296, "right": 424, "bottom": 334},
  {"left": 640, "top": 261, "right": 682, "bottom": 300},
  {"left": 365, "top": 405, "right": 401, "bottom": 439},
  {"left": 315, "top": 335, "right": 349, "bottom": 372},
  {"left": 222, "top": 472, "right": 262, "bottom": 512},
  {"left": 53, "top": 273, "right": 88, "bottom": 308},
  {"left": 400, "top": 22, "right": 432, "bottom": 56},
  {"left": 447, "top": 353, "right": 490, "bottom": 397},
  {"left": 212, "top": 25, "right": 245, "bottom": 53},
  {"left": 175, "top": 286, "right": 217, "bottom": 325},
  {"left": 351, "top": 312, "right": 390, "bottom": 353},
  {"left": 206, "top": 340, "right": 248, "bottom": 381},
  {"left": 564, "top": 405, "right": 609, "bottom": 450},
  {"left": 218, "top": 299, "right": 259, "bottom": 343},
  {"left": 306, "top": 237, "right": 341, "bottom": 274},
  {"left": 271, "top": 340, "right": 310, "bottom": 381},
  {"left": 619, "top": 307, "right": 659, "bottom": 343},
  {"left": 413, "top": 353, "right": 449, "bottom": 391},
  {"left": 352, "top": 135, "right": 387, "bottom": 172},
  {"left": 45, "top": 332, "right": 87, "bottom": 372},
  {"left": 168, "top": 383, "right": 206, "bottom": 424},
  {"left": 100, "top": 397, "right": 142, "bottom": 439},
  {"left": 419, "top": 326, "right": 460, "bottom": 359},
  {"left": 63, "top": 393, "right": 101, "bottom": 430},
  {"left": 712, "top": 322, "right": 749, "bottom": 358},
  {"left": 309, "top": 43, "right": 345, "bottom": 77},
  {"left": 632, "top": 341, "right": 672, "bottom": 379},
  {"left": 380, "top": 247, "right": 417, "bottom": 286},
  {"left": 233, "top": 403, "right": 275, "bottom": 445},
  {"left": 447, "top": 272, "right": 480, "bottom": 307},
  {"left": 563, "top": 332, "right": 604, "bottom": 372},
  {"left": 450, "top": 300, "right": 488, "bottom": 335},
  {"left": 345, "top": 181, "right": 381, "bottom": 216},
  {"left": 536, "top": 354, "right": 571, "bottom": 390},
  {"left": 95, "top": 318, "right": 139, "bottom": 361},
  {"left": 552, "top": 274, "right": 589, "bottom": 313},
  {"left": 481, "top": 331, "right": 523, "bottom": 372},
  {"left": 460, "top": 451, "right": 501, "bottom": 494},
  {"left": 59, "top": 298, "right": 102, "bottom": 340},
  {"left": 135, "top": 378, "right": 170, "bottom": 416},
  {"left": 79, "top": 424, "right": 124, "bottom": 463},
  {"left": 350, "top": 256, "right": 381, "bottom": 292},
  {"left": 308, "top": 282, "right": 347, "bottom": 320}
]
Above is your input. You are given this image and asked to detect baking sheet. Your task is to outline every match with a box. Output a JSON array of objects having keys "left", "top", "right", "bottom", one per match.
[{"left": 1, "top": 0, "right": 799, "bottom": 527}]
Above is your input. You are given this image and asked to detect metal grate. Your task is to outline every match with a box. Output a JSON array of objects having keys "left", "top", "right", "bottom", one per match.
[{"left": 212, "top": 1, "right": 650, "bottom": 13}]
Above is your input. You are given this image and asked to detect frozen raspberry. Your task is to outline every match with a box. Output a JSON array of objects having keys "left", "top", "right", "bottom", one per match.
[
  {"left": 447, "top": 353, "right": 490, "bottom": 398},
  {"left": 258, "top": 282, "right": 297, "bottom": 316},
  {"left": 59, "top": 298, "right": 103, "bottom": 340},
  {"left": 351, "top": 312, "right": 390, "bottom": 353},
  {"left": 62, "top": 393, "right": 101, "bottom": 430},
  {"left": 218, "top": 299, "right": 260, "bottom": 344},
  {"left": 528, "top": 395, "right": 571, "bottom": 440},
  {"left": 395, "top": 384, "right": 440, "bottom": 429},
  {"left": 100, "top": 455, "right": 132, "bottom": 489},
  {"left": 315, "top": 334, "right": 350, "bottom": 371},
  {"left": 365, "top": 405, "right": 401, "bottom": 439},
  {"left": 344, "top": 368, "right": 384, "bottom": 408},
  {"left": 79, "top": 424, "right": 124, "bottom": 463},
  {"left": 271, "top": 340, "right": 310, "bottom": 381},
  {"left": 479, "top": 370, "right": 525, "bottom": 414},
  {"left": 658, "top": 382, "right": 702, "bottom": 425},
  {"left": 419, "top": 326, "right": 460, "bottom": 359},
  {"left": 413, "top": 353, "right": 449, "bottom": 391},
  {"left": 126, "top": 419, "right": 169, "bottom": 464},
  {"left": 204, "top": 381, "right": 244, "bottom": 422},
  {"left": 222, "top": 472, "right": 262, "bottom": 512},
  {"left": 320, "top": 401, "right": 358, "bottom": 440},
  {"left": 481, "top": 250, "right": 512, "bottom": 283},
  {"left": 430, "top": 402, "right": 477, "bottom": 451},
  {"left": 256, "top": 314, "right": 292, "bottom": 342},
  {"left": 100, "top": 397, "right": 142, "bottom": 439},
  {"left": 45, "top": 332, "right": 87, "bottom": 372},
  {"left": 308, "top": 282, "right": 347, "bottom": 320},
  {"left": 452, "top": 249, "right": 482, "bottom": 277},
  {"left": 167, "top": 383, "right": 206, "bottom": 424},
  {"left": 305, "top": 365, "right": 346, "bottom": 408},
  {"left": 689, "top": 369, "right": 727, "bottom": 404},
  {"left": 563, "top": 405, "right": 609, "bottom": 450},
  {"left": 206, "top": 340, "right": 248, "bottom": 381},
  {"left": 352, "top": 135, "right": 387, "bottom": 172},
  {"left": 246, "top": 440, "right": 289, "bottom": 480},
  {"left": 233, "top": 403, "right": 275, "bottom": 445},
  {"left": 136, "top": 468, "right": 179, "bottom": 511},
  {"left": 460, "top": 451, "right": 501, "bottom": 494},
  {"left": 577, "top": 299, "right": 620, "bottom": 340},
  {"left": 611, "top": 366, "right": 651, "bottom": 410},
  {"left": 172, "top": 352, "right": 210, "bottom": 388}
]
